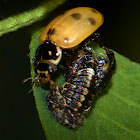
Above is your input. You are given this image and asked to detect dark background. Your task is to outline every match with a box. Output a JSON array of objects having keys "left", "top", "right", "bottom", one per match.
[{"left": 0, "top": 0, "right": 139, "bottom": 139}]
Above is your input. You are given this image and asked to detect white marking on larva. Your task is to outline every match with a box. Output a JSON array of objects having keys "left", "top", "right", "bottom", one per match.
[
  {"left": 77, "top": 101, "right": 82, "bottom": 107},
  {"left": 71, "top": 84, "right": 77, "bottom": 88},
  {"left": 80, "top": 94, "right": 85, "bottom": 102},
  {"left": 64, "top": 119, "right": 69, "bottom": 124},
  {"left": 73, "top": 108, "right": 78, "bottom": 111},
  {"left": 84, "top": 106, "right": 91, "bottom": 112},
  {"left": 71, "top": 91, "right": 76, "bottom": 96},
  {"left": 86, "top": 68, "right": 95, "bottom": 87},
  {"left": 82, "top": 88, "right": 89, "bottom": 95},
  {"left": 86, "top": 68, "right": 95, "bottom": 79},
  {"left": 78, "top": 68, "right": 95, "bottom": 87},
  {"left": 77, "top": 69, "right": 84, "bottom": 74},
  {"left": 88, "top": 60, "right": 95, "bottom": 63},
  {"left": 66, "top": 97, "right": 72, "bottom": 103}
]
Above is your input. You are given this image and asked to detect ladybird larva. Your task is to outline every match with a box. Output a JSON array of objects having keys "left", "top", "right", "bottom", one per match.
[{"left": 47, "top": 46, "right": 115, "bottom": 128}]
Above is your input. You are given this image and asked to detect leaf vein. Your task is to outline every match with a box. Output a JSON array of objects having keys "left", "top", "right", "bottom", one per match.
[
  {"left": 111, "top": 92, "right": 140, "bottom": 110},
  {"left": 97, "top": 112, "right": 140, "bottom": 138}
]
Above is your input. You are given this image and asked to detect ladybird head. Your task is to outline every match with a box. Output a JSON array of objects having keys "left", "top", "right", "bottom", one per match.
[
  {"left": 24, "top": 41, "right": 62, "bottom": 86},
  {"left": 32, "top": 41, "right": 62, "bottom": 85}
]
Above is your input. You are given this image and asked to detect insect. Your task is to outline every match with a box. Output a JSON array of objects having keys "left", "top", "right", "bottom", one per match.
[
  {"left": 32, "top": 41, "right": 62, "bottom": 86},
  {"left": 32, "top": 7, "right": 104, "bottom": 85},
  {"left": 39, "top": 7, "right": 103, "bottom": 49},
  {"left": 47, "top": 44, "right": 115, "bottom": 128}
]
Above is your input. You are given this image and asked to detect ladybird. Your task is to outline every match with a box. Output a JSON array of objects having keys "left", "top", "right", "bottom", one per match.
[
  {"left": 32, "top": 7, "right": 103, "bottom": 85},
  {"left": 33, "top": 41, "right": 62, "bottom": 85},
  {"left": 47, "top": 45, "right": 115, "bottom": 128},
  {"left": 39, "top": 7, "right": 104, "bottom": 49}
]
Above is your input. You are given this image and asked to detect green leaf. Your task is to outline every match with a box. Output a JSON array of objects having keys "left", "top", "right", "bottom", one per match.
[
  {"left": 0, "top": 0, "right": 66, "bottom": 36},
  {"left": 30, "top": 30, "right": 140, "bottom": 140}
]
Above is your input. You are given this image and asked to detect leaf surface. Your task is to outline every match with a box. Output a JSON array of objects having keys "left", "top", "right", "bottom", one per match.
[{"left": 30, "top": 30, "right": 140, "bottom": 140}]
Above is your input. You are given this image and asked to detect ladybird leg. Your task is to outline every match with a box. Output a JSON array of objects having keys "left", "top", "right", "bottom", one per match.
[
  {"left": 33, "top": 75, "right": 42, "bottom": 86},
  {"left": 23, "top": 75, "right": 40, "bottom": 86},
  {"left": 23, "top": 58, "right": 38, "bottom": 84},
  {"left": 33, "top": 74, "right": 57, "bottom": 89},
  {"left": 23, "top": 77, "right": 32, "bottom": 83},
  {"left": 49, "top": 79, "right": 57, "bottom": 90},
  {"left": 23, "top": 75, "right": 38, "bottom": 84}
]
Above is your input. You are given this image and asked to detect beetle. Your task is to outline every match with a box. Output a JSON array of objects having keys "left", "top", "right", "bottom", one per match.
[
  {"left": 39, "top": 7, "right": 104, "bottom": 49},
  {"left": 33, "top": 7, "right": 104, "bottom": 85}
]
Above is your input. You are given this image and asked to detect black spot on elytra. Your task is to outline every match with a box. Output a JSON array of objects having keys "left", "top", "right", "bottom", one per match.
[
  {"left": 47, "top": 28, "right": 56, "bottom": 39},
  {"left": 87, "top": 18, "right": 96, "bottom": 25},
  {"left": 64, "top": 37, "right": 69, "bottom": 42},
  {"left": 71, "top": 13, "right": 82, "bottom": 20},
  {"left": 91, "top": 9, "right": 97, "bottom": 13}
]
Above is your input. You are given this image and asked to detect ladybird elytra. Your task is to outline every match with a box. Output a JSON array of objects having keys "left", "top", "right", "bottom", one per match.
[{"left": 39, "top": 7, "right": 104, "bottom": 49}]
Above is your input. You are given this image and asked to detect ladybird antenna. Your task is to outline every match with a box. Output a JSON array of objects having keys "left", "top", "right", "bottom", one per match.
[
  {"left": 28, "top": 88, "right": 33, "bottom": 94},
  {"left": 23, "top": 77, "right": 32, "bottom": 84},
  {"left": 23, "top": 76, "right": 37, "bottom": 84}
]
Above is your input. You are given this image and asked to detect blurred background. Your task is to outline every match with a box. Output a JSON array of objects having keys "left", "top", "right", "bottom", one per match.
[{"left": 0, "top": 0, "right": 139, "bottom": 139}]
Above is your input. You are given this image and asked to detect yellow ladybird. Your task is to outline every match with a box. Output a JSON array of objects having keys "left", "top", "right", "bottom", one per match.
[
  {"left": 39, "top": 7, "right": 104, "bottom": 49},
  {"left": 27, "top": 7, "right": 104, "bottom": 85}
]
